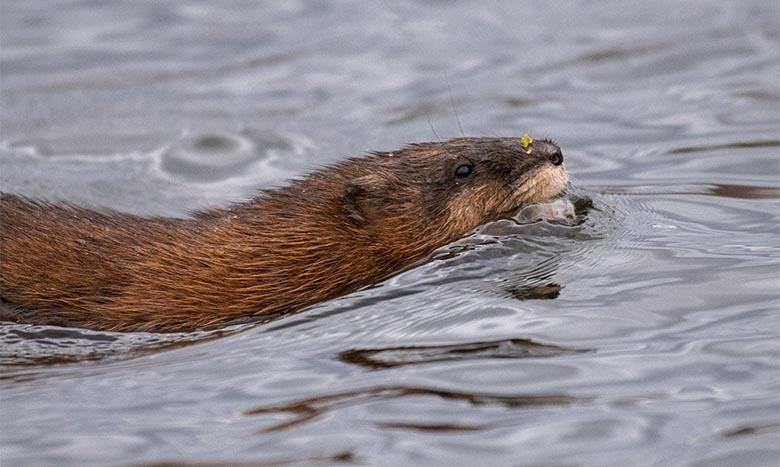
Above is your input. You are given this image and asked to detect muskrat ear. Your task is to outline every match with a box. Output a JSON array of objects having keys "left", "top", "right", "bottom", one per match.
[{"left": 343, "top": 173, "right": 397, "bottom": 225}]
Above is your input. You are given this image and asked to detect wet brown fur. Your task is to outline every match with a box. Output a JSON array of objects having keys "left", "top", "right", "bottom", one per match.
[{"left": 0, "top": 137, "right": 568, "bottom": 332}]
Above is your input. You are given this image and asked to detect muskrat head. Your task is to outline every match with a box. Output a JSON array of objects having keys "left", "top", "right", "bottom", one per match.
[
  {"left": 339, "top": 136, "right": 569, "bottom": 243},
  {"left": 432, "top": 136, "right": 569, "bottom": 233}
]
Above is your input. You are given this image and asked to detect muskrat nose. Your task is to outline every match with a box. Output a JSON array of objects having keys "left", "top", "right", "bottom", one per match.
[{"left": 549, "top": 150, "right": 564, "bottom": 166}]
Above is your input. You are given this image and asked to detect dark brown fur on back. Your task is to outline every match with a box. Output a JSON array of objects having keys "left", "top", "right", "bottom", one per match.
[{"left": 0, "top": 137, "right": 568, "bottom": 332}]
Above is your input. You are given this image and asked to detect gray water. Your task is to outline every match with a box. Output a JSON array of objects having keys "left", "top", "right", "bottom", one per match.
[{"left": 1, "top": 1, "right": 779, "bottom": 466}]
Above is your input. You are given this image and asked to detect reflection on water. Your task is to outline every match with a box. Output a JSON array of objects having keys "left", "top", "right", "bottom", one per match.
[
  {"left": 1, "top": 0, "right": 779, "bottom": 466},
  {"left": 666, "top": 139, "right": 780, "bottom": 154},
  {"left": 246, "top": 386, "right": 583, "bottom": 433},
  {"left": 338, "top": 338, "right": 588, "bottom": 369},
  {"left": 507, "top": 282, "right": 562, "bottom": 300},
  {"left": 0, "top": 322, "right": 240, "bottom": 376}
]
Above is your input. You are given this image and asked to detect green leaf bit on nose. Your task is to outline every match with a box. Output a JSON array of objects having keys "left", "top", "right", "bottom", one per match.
[{"left": 520, "top": 133, "right": 533, "bottom": 154}]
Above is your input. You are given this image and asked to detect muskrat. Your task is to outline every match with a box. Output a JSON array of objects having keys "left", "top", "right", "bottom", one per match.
[{"left": 0, "top": 136, "right": 568, "bottom": 332}]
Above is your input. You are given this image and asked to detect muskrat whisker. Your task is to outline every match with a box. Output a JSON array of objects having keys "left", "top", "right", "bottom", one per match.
[
  {"left": 427, "top": 116, "right": 458, "bottom": 160},
  {"left": 444, "top": 72, "right": 464, "bottom": 137}
]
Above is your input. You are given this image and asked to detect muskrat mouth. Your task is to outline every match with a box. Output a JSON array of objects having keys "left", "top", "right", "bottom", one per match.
[{"left": 494, "top": 176, "right": 570, "bottom": 219}]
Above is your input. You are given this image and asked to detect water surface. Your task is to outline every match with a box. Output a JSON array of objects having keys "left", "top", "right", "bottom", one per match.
[{"left": 1, "top": 1, "right": 778, "bottom": 466}]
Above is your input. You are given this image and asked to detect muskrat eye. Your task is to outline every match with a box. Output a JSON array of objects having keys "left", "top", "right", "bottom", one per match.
[{"left": 455, "top": 164, "right": 473, "bottom": 178}]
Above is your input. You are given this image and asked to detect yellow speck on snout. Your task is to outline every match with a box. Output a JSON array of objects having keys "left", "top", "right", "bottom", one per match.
[{"left": 520, "top": 134, "right": 533, "bottom": 154}]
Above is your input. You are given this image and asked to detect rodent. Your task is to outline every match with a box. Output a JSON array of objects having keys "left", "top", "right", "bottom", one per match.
[{"left": 0, "top": 136, "right": 568, "bottom": 332}]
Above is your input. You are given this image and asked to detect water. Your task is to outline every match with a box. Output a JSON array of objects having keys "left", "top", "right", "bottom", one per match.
[{"left": 1, "top": 0, "right": 778, "bottom": 466}]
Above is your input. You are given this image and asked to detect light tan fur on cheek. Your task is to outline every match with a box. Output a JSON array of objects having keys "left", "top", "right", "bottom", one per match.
[{"left": 444, "top": 187, "right": 492, "bottom": 236}]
